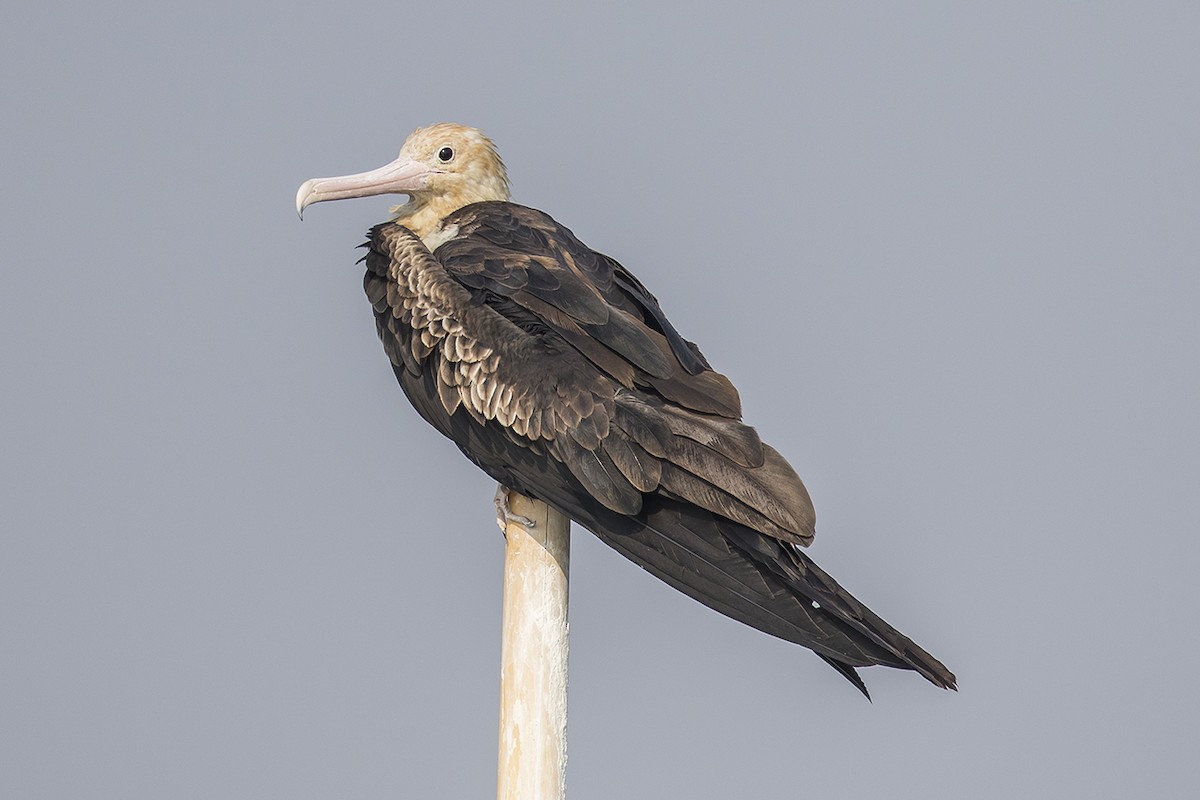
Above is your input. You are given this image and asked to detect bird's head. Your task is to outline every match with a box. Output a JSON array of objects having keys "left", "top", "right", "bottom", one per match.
[{"left": 296, "top": 123, "right": 509, "bottom": 232}]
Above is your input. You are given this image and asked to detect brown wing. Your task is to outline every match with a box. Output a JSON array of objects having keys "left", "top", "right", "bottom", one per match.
[
  {"left": 364, "top": 207, "right": 816, "bottom": 545},
  {"left": 436, "top": 202, "right": 744, "bottom": 420},
  {"left": 361, "top": 210, "right": 955, "bottom": 693}
]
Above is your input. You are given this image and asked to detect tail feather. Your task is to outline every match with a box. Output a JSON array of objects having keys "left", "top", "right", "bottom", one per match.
[
  {"left": 718, "top": 519, "right": 958, "bottom": 690},
  {"left": 817, "top": 655, "right": 871, "bottom": 700},
  {"left": 567, "top": 492, "right": 957, "bottom": 694}
]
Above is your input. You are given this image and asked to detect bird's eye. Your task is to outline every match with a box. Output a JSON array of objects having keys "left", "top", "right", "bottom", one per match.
[{"left": 438, "top": 146, "right": 454, "bottom": 162}]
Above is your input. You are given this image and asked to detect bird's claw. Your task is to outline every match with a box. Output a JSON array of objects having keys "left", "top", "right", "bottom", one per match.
[{"left": 494, "top": 484, "right": 535, "bottom": 536}]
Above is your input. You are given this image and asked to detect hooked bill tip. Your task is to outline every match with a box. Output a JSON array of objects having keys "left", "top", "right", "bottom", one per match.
[{"left": 295, "top": 178, "right": 317, "bottom": 220}]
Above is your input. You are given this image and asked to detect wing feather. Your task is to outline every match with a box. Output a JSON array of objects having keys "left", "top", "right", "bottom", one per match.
[
  {"left": 365, "top": 212, "right": 815, "bottom": 546},
  {"left": 438, "top": 202, "right": 734, "bottom": 413},
  {"left": 360, "top": 208, "right": 954, "bottom": 694}
]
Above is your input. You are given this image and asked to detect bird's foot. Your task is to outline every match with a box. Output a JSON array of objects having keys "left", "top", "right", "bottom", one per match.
[{"left": 494, "top": 484, "right": 535, "bottom": 536}]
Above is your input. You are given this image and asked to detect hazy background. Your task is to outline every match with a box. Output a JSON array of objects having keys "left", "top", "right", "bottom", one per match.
[{"left": 3, "top": 2, "right": 1198, "bottom": 797}]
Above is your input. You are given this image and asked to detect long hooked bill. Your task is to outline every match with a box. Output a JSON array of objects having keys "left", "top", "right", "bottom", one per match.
[{"left": 295, "top": 154, "right": 437, "bottom": 218}]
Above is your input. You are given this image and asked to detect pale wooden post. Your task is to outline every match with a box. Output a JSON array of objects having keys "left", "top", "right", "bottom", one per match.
[{"left": 497, "top": 490, "right": 571, "bottom": 800}]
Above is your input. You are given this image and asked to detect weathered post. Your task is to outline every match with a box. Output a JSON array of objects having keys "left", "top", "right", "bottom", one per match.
[{"left": 496, "top": 490, "right": 571, "bottom": 800}]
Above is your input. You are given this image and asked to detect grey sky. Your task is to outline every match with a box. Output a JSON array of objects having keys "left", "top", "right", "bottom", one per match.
[{"left": 3, "top": 2, "right": 1198, "bottom": 798}]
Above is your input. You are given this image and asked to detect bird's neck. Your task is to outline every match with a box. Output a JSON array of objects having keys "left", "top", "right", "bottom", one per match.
[
  {"left": 392, "top": 181, "right": 510, "bottom": 247},
  {"left": 390, "top": 199, "right": 453, "bottom": 245}
]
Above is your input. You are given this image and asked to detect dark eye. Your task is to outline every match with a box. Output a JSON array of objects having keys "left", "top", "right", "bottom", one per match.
[{"left": 438, "top": 146, "right": 454, "bottom": 162}]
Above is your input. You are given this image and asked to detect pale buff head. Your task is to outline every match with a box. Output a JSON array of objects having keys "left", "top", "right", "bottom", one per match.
[
  {"left": 296, "top": 123, "right": 510, "bottom": 238},
  {"left": 392, "top": 123, "right": 509, "bottom": 208}
]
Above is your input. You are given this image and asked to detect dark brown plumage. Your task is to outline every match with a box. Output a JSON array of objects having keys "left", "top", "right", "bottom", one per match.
[
  {"left": 299, "top": 124, "right": 955, "bottom": 697},
  {"left": 364, "top": 203, "right": 954, "bottom": 697}
]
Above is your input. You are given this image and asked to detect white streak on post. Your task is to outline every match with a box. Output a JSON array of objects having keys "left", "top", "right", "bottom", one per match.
[{"left": 497, "top": 490, "right": 570, "bottom": 800}]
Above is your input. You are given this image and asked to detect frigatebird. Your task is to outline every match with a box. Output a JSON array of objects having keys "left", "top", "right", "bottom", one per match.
[{"left": 297, "top": 123, "right": 955, "bottom": 696}]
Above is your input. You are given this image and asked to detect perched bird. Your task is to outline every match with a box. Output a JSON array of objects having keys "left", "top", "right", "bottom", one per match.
[{"left": 296, "top": 123, "right": 955, "bottom": 696}]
